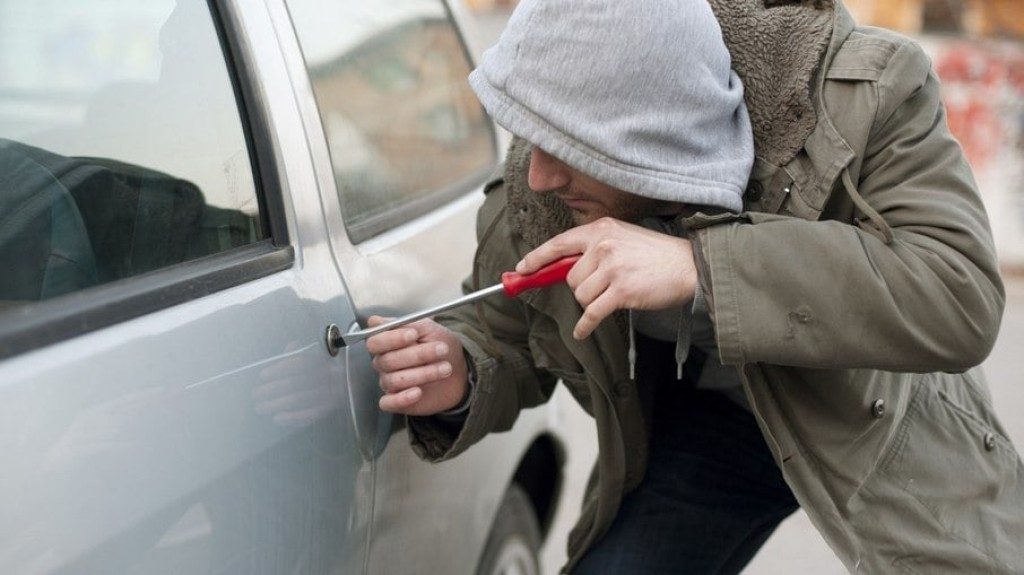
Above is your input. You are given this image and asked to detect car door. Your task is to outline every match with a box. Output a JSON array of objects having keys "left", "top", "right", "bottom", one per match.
[
  {"left": 0, "top": 0, "right": 371, "bottom": 573},
  {"left": 277, "top": 0, "right": 542, "bottom": 572},
  {"left": 277, "top": 0, "right": 500, "bottom": 452}
]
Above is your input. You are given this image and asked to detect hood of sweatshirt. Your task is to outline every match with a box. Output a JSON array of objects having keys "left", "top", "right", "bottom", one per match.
[
  {"left": 469, "top": 0, "right": 754, "bottom": 213},
  {"left": 495, "top": 0, "right": 836, "bottom": 249}
]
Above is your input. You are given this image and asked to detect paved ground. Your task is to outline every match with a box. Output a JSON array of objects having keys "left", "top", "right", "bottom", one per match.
[{"left": 464, "top": 9, "right": 1024, "bottom": 573}]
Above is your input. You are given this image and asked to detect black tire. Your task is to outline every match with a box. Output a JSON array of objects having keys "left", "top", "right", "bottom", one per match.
[{"left": 476, "top": 483, "right": 543, "bottom": 575}]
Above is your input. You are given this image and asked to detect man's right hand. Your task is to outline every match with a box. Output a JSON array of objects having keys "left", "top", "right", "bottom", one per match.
[{"left": 365, "top": 316, "right": 470, "bottom": 416}]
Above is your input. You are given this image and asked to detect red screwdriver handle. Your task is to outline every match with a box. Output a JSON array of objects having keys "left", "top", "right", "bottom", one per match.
[{"left": 501, "top": 255, "right": 581, "bottom": 298}]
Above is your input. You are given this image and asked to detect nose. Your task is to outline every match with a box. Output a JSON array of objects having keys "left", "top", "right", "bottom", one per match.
[{"left": 528, "top": 147, "right": 571, "bottom": 192}]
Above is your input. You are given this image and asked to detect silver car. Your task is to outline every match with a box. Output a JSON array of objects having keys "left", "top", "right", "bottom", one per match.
[{"left": 0, "top": 0, "right": 585, "bottom": 573}]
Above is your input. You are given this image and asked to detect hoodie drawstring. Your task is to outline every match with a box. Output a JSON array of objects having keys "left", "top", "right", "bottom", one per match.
[
  {"left": 675, "top": 307, "right": 691, "bottom": 380},
  {"left": 628, "top": 306, "right": 693, "bottom": 382},
  {"left": 628, "top": 311, "right": 637, "bottom": 381}
]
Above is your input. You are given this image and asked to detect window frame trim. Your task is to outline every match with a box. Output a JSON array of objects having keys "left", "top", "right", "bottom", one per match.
[
  {"left": 213, "top": 0, "right": 291, "bottom": 248},
  {"left": 0, "top": 243, "right": 294, "bottom": 359}
]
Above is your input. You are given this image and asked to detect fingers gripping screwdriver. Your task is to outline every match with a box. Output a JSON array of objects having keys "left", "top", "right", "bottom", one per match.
[{"left": 337, "top": 255, "right": 580, "bottom": 347}]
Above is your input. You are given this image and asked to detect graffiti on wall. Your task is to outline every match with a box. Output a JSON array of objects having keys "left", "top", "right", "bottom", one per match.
[
  {"left": 925, "top": 37, "right": 1024, "bottom": 267},
  {"left": 932, "top": 40, "right": 1024, "bottom": 167}
]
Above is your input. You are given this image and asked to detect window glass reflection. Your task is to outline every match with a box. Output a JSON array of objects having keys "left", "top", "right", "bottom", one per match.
[{"left": 285, "top": 0, "right": 496, "bottom": 242}]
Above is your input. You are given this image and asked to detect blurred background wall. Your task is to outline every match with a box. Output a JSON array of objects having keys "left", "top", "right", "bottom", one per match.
[{"left": 845, "top": 0, "right": 1024, "bottom": 273}]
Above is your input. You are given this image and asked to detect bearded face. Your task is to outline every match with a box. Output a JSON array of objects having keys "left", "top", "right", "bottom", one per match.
[{"left": 527, "top": 147, "right": 683, "bottom": 225}]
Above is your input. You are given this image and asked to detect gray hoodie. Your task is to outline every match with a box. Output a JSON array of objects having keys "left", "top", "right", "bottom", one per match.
[{"left": 468, "top": 0, "right": 753, "bottom": 212}]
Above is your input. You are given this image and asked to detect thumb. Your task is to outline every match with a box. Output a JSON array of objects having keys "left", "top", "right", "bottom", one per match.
[{"left": 367, "top": 315, "right": 394, "bottom": 328}]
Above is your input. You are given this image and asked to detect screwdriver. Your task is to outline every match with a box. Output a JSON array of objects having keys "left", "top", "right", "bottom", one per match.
[{"left": 337, "top": 255, "right": 580, "bottom": 347}]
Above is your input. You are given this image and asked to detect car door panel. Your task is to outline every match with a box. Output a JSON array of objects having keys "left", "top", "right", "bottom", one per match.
[
  {"left": 0, "top": 0, "right": 372, "bottom": 572},
  {"left": 0, "top": 0, "right": 582, "bottom": 573}
]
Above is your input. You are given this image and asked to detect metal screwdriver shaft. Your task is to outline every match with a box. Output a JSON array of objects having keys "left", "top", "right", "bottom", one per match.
[{"left": 338, "top": 255, "right": 580, "bottom": 347}]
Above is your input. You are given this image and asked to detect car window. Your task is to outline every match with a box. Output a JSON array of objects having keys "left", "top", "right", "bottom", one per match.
[
  {"left": 0, "top": 0, "right": 265, "bottom": 302},
  {"left": 284, "top": 0, "right": 497, "bottom": 243}
]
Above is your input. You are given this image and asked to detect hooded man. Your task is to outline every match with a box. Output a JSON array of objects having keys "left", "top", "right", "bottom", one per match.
[{"left": 367, "top": 0, "right": 1024, "bottom": 572}]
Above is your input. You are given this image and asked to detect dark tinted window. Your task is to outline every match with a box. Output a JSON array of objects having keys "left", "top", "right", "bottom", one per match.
[{"left": 0, "top": 0, "right": 264, "bottom": 302}]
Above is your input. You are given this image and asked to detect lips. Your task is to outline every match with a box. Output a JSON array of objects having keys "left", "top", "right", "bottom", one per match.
[{"left": 556, "top": 194, "right": 590, "bottom": 208}]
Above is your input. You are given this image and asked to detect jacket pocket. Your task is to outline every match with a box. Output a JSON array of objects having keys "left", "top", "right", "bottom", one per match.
[{"left": 876, "top": 372, "right": 1023, "bottom": 560}]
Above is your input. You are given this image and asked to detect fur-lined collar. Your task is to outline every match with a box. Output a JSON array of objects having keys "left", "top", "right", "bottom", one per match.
[
  {"left": 707, "top": 0, "right": 834, "bottom": 166},
  {"left": 502, "top": 0, "right": 837, "bottom": 249}
]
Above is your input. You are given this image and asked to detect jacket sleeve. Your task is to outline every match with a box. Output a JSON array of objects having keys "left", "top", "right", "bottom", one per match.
[
  {"left": 693, "top": 39, "right": 1005, "bottom": 372},
  {"left": 408, "top": 184, "right": 559, "bottom": 462}
]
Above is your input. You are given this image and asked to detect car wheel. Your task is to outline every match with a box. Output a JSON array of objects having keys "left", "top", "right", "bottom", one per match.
[{"left": 476, "top": 483, "right": 542, "bottom": 575}]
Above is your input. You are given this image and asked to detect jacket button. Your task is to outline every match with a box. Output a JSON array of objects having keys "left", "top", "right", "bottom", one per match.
[
  {"left": 871, "top": 399, "right": 885, "bottom": 419},
  {"left": 984, "top": 432, "right": 997, "bottom": 452},
  {"left": 745, "top": 181, "right": 764, "bottom": 202}
]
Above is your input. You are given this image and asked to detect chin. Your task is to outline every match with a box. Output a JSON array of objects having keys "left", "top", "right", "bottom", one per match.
[{"left": 570, "top": 209, "right": 610, "bottom": 226}]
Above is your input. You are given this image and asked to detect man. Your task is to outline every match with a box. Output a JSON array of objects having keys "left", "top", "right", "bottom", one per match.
[{"left": 367, "top": 0, "right": 1024, "bottom": 572}]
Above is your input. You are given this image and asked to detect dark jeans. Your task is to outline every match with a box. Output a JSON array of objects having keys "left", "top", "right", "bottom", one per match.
[{"left": 575, "top": 340, "right": 799, "bottom": 574}]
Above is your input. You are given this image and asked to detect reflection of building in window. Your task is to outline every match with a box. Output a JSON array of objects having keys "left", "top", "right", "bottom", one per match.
[{"left": 307, "top": 18, "right": 493, "bottom": 235}]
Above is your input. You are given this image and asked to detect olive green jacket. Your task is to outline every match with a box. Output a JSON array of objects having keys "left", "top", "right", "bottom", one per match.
[{"left": 410, "top": 1, "right": 1022, "bottom": 572}]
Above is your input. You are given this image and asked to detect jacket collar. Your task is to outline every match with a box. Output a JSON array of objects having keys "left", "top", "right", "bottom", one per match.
[{"left": 707, "top": 0, "right": 834, "bottom": 166}]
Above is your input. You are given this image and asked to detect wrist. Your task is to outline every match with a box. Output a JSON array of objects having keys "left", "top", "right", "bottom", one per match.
[{"left": 438, "top": 351, "right": 476, "bottom": 417}]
